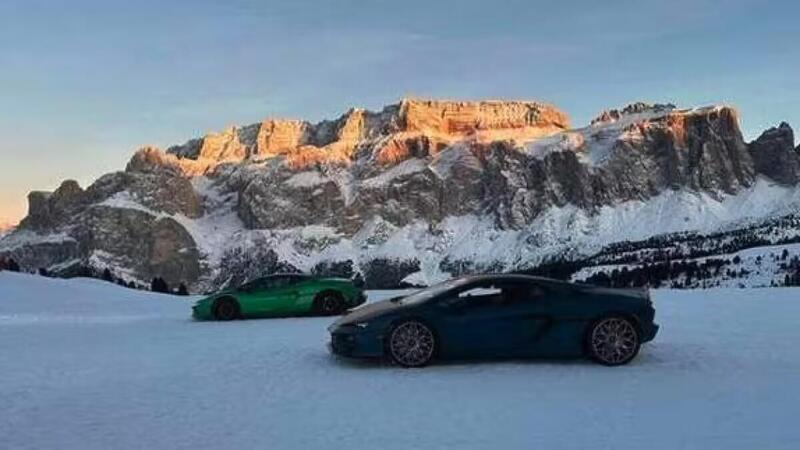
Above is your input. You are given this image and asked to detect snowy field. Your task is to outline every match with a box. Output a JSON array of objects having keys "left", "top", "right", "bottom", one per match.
[{"left": 1, "top": 272, "right": 799, "bottom": 450}]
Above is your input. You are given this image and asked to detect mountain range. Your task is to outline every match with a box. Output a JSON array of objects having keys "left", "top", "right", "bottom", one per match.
[{"left": 2, "top": 98, "right": 799, "bottom": 291}]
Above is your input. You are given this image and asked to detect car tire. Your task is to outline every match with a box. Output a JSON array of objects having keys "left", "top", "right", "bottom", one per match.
[
  {"left": 386, "top": 320, "right": 437, "bottom": 368},
  {"left": 213, "top": 297, "right": 240, "bottom": 321},
  {"left": 314, "top": 291, "right": 345, "bottom": 316},
  {"left": 586, "top": 315, "right": 641, "bottom": 366}
]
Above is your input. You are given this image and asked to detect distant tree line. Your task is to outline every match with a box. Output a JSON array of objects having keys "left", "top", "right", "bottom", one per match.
[
  {"left": 1, "top": 256, "right": 190, "bottom": 295},
  {"left": 581, "top": 248, "right": 800, "bottom": 289},
  {"left": 0, "top": 256, "right": 20, "bottom": 272},
  {"left": 149, "top": 276, "right": 188, "bottom": 295}
]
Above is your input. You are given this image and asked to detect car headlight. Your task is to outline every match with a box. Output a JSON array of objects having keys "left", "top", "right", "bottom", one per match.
[{"left": 353, "top": 322, "right": 369, "bottom": 329}]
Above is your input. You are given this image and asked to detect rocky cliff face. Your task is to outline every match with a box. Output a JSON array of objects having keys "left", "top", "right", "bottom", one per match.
[
  {"left": 748, "top": 122, "right": 800, "bottom": 185},
  {"left": 2, "top": 98, "right": 799, "bottom": 291}
]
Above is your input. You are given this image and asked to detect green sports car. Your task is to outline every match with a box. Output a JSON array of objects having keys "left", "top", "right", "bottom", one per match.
[{"left": 192, "top": 273, "right": 366, "bottom": 321}]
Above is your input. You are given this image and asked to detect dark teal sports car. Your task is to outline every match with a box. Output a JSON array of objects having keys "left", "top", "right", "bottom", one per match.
[{"left": 329, "top": 274, "right": 658, "bottom": 367}]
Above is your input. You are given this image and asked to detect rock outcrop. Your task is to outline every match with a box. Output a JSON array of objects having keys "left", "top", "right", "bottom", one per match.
[
  {"left": 2, "top": 98, "right": 799, "bottom": 291},
  {"left": 748, "top": 122, "right": 800, "bottom": 185},
  {"left": 21, "top": 180, "right": 88, "bottom": 231}
]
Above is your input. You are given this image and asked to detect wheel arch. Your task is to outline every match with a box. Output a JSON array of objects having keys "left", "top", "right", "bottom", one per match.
[
  {"left": 312, "top": 289, "right": 347, "bottom": 315},
  {"left": 588, "top": 310, "right": 643, "bottom": 331},
  {"left": 313, "top": 289, "right": 345, "bottom": 302},
  {"left": 212, "top": 295, "right": 241, "bottom": 319},
  {"left": 213, "top": 294, "right": 240, "bottom": 306}
]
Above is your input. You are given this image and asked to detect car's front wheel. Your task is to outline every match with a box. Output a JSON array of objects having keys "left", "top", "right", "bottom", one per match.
[
  {"left": 213, "top": 297, "right": 240, "bottom": 321},
  {"left": 387, "top": 320, "right": 436, "bottom": 368},
  {"left": 586, "top": 315, "right": 641, "bottom": 366}
]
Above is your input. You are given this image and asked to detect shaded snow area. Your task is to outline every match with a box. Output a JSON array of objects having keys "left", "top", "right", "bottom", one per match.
[
  {"left": 0, "top": 229, "right": 76, "bottom": 252},
  {"left": 2, "top": 272, "right": 799, "bottom": 449}
]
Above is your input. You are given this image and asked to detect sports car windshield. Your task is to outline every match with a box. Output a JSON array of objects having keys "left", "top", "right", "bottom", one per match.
[{"left": 398, "top": 278, "right": 471, "bottom": 305}]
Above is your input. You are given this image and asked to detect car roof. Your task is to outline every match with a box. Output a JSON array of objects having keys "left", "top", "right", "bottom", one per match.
[
  {"left": 455, "top": 273, "right": 568, "bottom": 286},
  {"left": 268, "top": 273, "right": 309, "bottom": 278},
  {"left": 249, "top": 273, "right": 311, "bottom": 282}
]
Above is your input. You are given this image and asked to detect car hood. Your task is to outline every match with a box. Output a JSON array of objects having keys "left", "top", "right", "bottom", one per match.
[{"left": 331, "top": 297, "right": 406, "bottom": 327}]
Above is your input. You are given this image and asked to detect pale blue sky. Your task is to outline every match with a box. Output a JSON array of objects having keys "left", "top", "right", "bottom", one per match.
[{"left": 1, "top": 0, "right": 798, "bottom": 222}]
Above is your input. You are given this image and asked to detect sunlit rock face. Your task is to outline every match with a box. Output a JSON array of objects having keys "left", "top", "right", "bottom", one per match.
[
  {"left": 2, "top": 98, "right": 798, "bottom": 291},
  {"left": 150, "top": 98, "right": 570, "bottom": 173}
]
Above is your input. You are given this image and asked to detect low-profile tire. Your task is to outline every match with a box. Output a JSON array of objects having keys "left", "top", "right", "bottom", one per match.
[
  {"left": 313, "top": 291, "right": 345, "bottom": 316},
  {"left": 586, "top": 315, "right": 641, "bottom": 366},
  {"left": 213, "top": 297, "right": 240, "bottom": 321},
  {"left": 386, "top": 320, "right": 437, "bottom": 368}
]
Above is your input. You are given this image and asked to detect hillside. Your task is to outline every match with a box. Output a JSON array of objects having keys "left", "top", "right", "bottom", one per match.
[{"left": 1, "top": 99, "right": 799, "bottom": 291}]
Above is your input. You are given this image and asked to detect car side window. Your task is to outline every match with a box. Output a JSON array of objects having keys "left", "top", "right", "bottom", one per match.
[
  {"left": 246, "top": 277, "right": 282, "bottom": 290},
  {"left": 255, "top": 278, "right": 273, "bottom": 290},
  {"left": 444, "top": 281, "right": 549, "bottom": 309},
  {"left": 458, "top": 286, "right": 501, "bottom": 298},
  {"left": 287, "top": 275, "right": 308, "bottom": 285},
  {"left": 453, "top": 284, "right": 504, "bottom": 308},
  {"left": 506, "top": 285, "right": 547, "bottom": 303},
  {"left": 269, "top": 277, "right": 291, "bottom": 288},
  {"left": 463, "top": 283, "right": 547, "bottom": 307}
]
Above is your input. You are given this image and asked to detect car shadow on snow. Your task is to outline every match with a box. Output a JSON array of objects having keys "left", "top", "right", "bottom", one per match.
[
  {"left": 322, "top": 343, "right": 669, "bottom": 370},
  {"left": 324, "top": 353, "right": 606, "bottom": 370}
]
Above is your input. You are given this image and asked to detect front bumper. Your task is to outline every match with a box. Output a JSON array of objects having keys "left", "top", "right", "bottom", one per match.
[
  {"left": 191, "top": 301, "right": 213, "bottom": 320},
  {"left": 328, "top": 324, "right": 384, "bottom": 358}
]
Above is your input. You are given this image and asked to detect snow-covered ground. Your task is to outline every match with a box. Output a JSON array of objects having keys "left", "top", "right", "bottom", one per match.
[{"left": 1, "top": 272, "right": 798, "bottom": 449}]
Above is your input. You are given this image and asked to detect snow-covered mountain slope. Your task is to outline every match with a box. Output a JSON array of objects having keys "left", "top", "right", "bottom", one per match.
[
  {"left": 1, "top": 98, "right": 799, "bottom": 291},
  {"left": 572, "top": 242, "right": 800, "bottom": 288},
  {"left": 1, "top": 272, "right": 798, "bottom": 450}
]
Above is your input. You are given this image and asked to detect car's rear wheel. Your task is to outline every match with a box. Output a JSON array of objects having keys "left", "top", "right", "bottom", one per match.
[
  {"left": 314, "top": 291, "right": 344, "bottom": 316},
  {"left": 387, "top": 320, "right": 436, "bottom": 368},
  {"left": 213, "top": 297, "right": 240, "bottom": 321},
  {"left": 586, "top": 315, "right": 640, "bottom": 366}
]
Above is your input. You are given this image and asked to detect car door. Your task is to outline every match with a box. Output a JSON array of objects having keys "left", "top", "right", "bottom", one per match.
[
  {"left": 282, "top": 275, "right": 309, "bottom": 312},
  {"left": 435, "top": 281, "right": 552, "bottom": 358},
  {"left": 255, "top": 276, "right": 300, "bottom": 315}
]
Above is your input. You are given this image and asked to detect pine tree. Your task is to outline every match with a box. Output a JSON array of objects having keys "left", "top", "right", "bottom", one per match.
[
  {"left": 102, "top": 268, "right": 114, "bottom": 282},
  {"left": 177, "top": 283, "right": 189, "bottom": 296},
  {"left": 151, "top": 277, "right": 170, "bottom": 293},
  {"left": 7, "top": 258, "right": 20, "bottom": 272}
]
